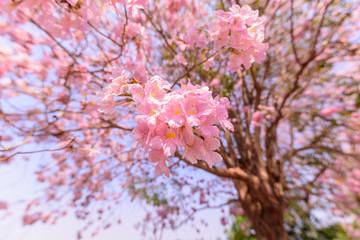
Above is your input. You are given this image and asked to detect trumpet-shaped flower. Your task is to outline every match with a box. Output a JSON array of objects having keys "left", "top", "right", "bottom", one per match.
[
  {"left": 99, "top": 74, "right": 234, "bottom": 177},
  {"left": 211, "top": 4, "right": 268, "bottom": 71}
]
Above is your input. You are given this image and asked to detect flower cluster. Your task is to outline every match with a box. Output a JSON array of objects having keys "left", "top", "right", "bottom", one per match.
[
  {"left": 97, "top": 71, "right": 131, "bottom": 114},
  {"left": 251, "top": 105, "right": 275, "bottom": 127},
  {"left": 98, "top": 74, "right": 234, "bottom": 177},
  {"left": 211, "top": 4, "right": 268, "bottom": 71},
  {"left": 130, "top": 76, "right": 234, "bottom": 177}
]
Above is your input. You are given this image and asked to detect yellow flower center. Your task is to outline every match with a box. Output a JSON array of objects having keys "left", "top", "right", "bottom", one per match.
[
  {"left": 188, "top": 107, "right": 197, "bottom": 115},
  {"left": 165, "top": 132, "right": 176, "bottom": 139}
]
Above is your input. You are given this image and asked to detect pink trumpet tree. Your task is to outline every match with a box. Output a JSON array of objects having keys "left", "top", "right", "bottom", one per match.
[{"left": 0, "top": 0, "right": 360, "bottom": 239}]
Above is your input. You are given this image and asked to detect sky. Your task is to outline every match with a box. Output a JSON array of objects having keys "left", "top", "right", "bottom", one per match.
[
  {"left": 0, "top": 30, "right": 228, "bottom": 240},
  {"left": 0, "top": 155, "right": 227, "bottom": 240}
]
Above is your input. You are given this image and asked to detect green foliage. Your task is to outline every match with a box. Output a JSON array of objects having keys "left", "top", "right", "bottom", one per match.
[
  {"left": 316, "top": 224, "right": 352, "bottom": 240},
  {"left": 216, "top": 1, "right": 224, "bottom": 10},
  {"left": 219, "top": 75, "right": 235, "bottom": 98},
  {"left": 355, "top": 93, "right": 360, "bottom": 108},
  {"left": 316, "top": 61, "right": 333, "bottom": 71},
  {"left": 226, "top": 215, "right": 257, "bottom": 240},
  {"left": 162, "top": 48, "right": 174, "bottom": 61},
  {"left": 226, "top": 202, "right": 353, "bottom": 240},
  {"left": 286, "top": 202, "right": 352, "bottom": 240},
  {"left": 129, "top": 186, "right": 168, "bottom": 207}
]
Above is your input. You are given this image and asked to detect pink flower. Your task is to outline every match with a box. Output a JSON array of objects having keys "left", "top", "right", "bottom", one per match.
[
  {"left": 199, "top": 115, "right": 220, "bottom": 137},
  {"left": 203, "top": 137, "right": 222, "bottom": 167},
  {"left": 166, "top": 0, "right": 186, "bottom": 13},
  {"left": 216, "top": 97, "right": 234, "bottom": 131},
  {"left": 183, "top": 137, "right": 205, "bottom": 164},
  {"left": 111, "top": 71, "right": 130, "bottom": 92},
  {"left": 204, "top": 57, "right": 215, "bottom": 71},
  {"left": 128, "top": 0, "right": 148, "bottom": 8},
  {"left": 97, "top": 92, "right": 116, "bottom": 114},
  {"left": 210, "top": 78, "right": 220, "bottom": 88},
  {"left": 220, "top": 217, "right": 228, "bottom": 226},
  {"left": 211, "top": 4, "right": 268, "bottom": 71},
  {"left": 213, "top": 29, "right": 229, "bottom": 51},
  {"left": 134, "top": 65, "right": 147, "bottom": 84},
  {"left": 149, "top": 124, "right": 180, "bottom": 156},
  {"left": 149, "top": 149, "right": 170, "bottom": 178},
  {"left": 0, "top": 201, "right": 8, "bottom": 210},
  {"left": 132, "top": 117, "right": 151, "bottom": 146},
  {"left": 155, "top": 160, "right": 170, "bottom": 178},
  {"left": 158, "top": 95, "right": 185, "bottom": 128},
  {"left": 175, "top": 53, "right": 187, "bottom": 65},
  {"left": 319, "top": 106, "right": 343, "bottom": 117},
  {"left": 184, "top": 26, "right": 208, "bottom": 49},
  {"left": 67, "top": 0, "right": 77, "bottom": 6},
  {"left": 144, "top": 76, "right": 170, "bottom": 101},
  {"left": 103, "top": 72, "right": 234, "bottom": 176},
  {"left": 183, "top": 96, "right": 212, "bottom": 127},
  {"left": 23, "top": 213, "right": 41, "bottom": 225},
  {"left": 251, "top": 111, "right": 264, "bottom": 126},
  {"left": 229, "top": 49, "right": 254, "bottom": 70},
  {"left": 97, "top": 71, "right": 130, "bottom": 114},
  {"left": 128, "top": 83, "right": 144, "bottom": 103},
  {"left": 180, "top": 124, "right": 195, "bottom": 145}
]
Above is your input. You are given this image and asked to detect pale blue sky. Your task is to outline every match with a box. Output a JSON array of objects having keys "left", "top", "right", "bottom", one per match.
[
  {"left": 0, "top": 33, "right": 227, "bottom": 239},
  {"left": 0, "top": 156, "right": 227, "bottom": 240}
]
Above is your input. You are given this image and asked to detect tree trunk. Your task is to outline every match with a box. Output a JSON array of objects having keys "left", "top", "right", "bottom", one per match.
[
  {"left": 246, "top": 203, "right": 288, "bottom": 240},
  {"left": 233, "top": 180, "right": 289, "bottom": 240}
]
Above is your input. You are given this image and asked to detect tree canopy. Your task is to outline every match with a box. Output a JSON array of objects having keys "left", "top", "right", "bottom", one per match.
[{"left": 0, "top": 0, "right": 359, "bottom": 239}]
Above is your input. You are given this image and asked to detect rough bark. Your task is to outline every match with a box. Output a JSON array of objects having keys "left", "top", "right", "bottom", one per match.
[
  {"left": 245, "top": 200, "right": 288, "bottom": 240},
  {"left": 233, "top": 178, "right": 289, "bottom": 240}
]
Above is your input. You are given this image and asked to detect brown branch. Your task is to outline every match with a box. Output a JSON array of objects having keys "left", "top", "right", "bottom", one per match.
[
  {"left": 282, "top": 125, "right": 334, "bottom": 160},
  {"left": 0, "top": 132, "right": 33, "bottom": 152},
  {"left": 0, "top": 138, "right": 76, "bottom": 162},
  {"left": 26, "top": 16, "right": 78, "bottom": 63},
  {"left": 173, "top": 199, "right": 239, "bottom": 229},
  {"left": 290, "top": 0, "right": 301, "bottom": 64},
  {"left": 171, "top": 51, "right": 219, "bottom": 89},
  {"left": 288, "top": 166, "right": 328, "bottom": 203},
  {"left": 87, "top": 20, "right": 122, "bottom": 48},
  {"left": 141, "top": 9, "right": 177, "bottom": 56},
  {"left": 309, "top": 0, "right": 334, "bottom": 58},
  {"left": 175, "top": 151, "right": 254, "bottom": 184}
]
